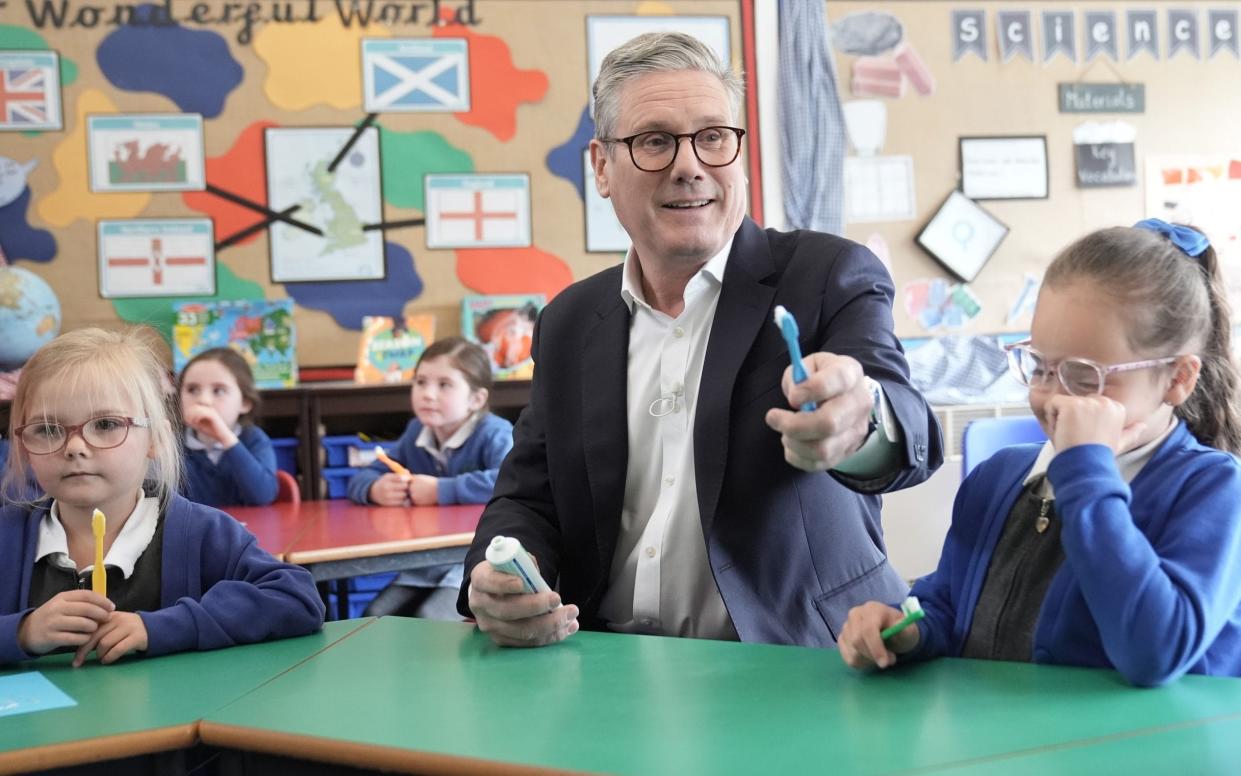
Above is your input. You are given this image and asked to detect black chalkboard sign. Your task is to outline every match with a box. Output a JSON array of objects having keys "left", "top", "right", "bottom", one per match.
[
  {"left": 1074, "top": 142, "right": 1136, "bottom": 188},
  {"left": 1059, "top": 84, "right": 1145, "bottom": 113}
]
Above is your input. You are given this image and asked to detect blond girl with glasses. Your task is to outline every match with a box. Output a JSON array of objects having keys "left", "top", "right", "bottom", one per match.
[
  {"left": 839, "top": 220, "right": 1241, "bottom": 686},
  {"left": 0, "top": 327, "right": 323, "bottom": 666}
]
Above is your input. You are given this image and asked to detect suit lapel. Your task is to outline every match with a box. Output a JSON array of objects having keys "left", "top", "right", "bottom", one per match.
[
  {"left": 695, "top": 219, "right": 777, "bottom": 538},
  {"left": 581, "top": 291, "right": 631, "bottom": 570}
]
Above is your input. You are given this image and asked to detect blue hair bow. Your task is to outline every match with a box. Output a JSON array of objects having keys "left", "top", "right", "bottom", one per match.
[{"left": 1133, "top": 218, "right": 1211, "bottom": 258}]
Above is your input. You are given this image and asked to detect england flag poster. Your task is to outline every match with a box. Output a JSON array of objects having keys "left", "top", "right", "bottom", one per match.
[{"left": 425, "top": 174, "right": 532, "bottom": 249}]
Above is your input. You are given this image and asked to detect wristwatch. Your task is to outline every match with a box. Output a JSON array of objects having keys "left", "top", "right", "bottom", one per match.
[{"left": 864, "top": 377, "right": 883, "bottom": 439}]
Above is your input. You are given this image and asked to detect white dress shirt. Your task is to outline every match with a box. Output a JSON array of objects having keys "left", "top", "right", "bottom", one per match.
[
  {"left": 598, "top": 241, "right": 738, "bottom": 640},
  {"left": 36, "top": 489, "right": 159, "bottom": 578}
]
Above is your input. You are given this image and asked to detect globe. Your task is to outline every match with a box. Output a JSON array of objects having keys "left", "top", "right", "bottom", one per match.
[{"left": 0, "top": 266, "right": 61, "bottom": 369}]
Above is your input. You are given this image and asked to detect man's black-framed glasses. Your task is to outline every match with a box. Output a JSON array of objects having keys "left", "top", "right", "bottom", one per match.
[
  {"left": 602, "top": 126, "right": 745, "bottom": 172},
  {"left": 16, "top": 416, "right": 151, "bottom": 455}
]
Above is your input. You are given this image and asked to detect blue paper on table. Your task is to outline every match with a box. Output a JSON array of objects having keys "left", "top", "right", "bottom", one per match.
[{"left": 0, "top": 672, "right": 77, "bottom": 717}]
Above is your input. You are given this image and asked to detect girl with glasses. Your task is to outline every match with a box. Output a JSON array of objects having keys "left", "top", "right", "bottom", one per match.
[
  {"left": 838, "top": 220, "right": 1241, "bottom": 686},
  {"left": 0, "top": 328, "right": 323, "bottom": 666}
]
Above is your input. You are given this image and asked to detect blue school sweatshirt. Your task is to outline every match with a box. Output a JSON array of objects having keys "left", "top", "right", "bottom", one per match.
[
  {"left": 905, "top": 422, "right": 1241, "bottom": 686},
  {"left": 183, "top": 425, "right": 279, "bottom": 507},
  {"left": 0, "top": 494, "right": 325, "bottom": 664},
  {"left": 347, "top": 413, "right": 514, "bottom": 505}
]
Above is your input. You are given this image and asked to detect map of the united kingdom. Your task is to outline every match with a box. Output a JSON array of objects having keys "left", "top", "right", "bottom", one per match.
[{"left": 265, "top": 126, "right": 384, "bottom": 283}]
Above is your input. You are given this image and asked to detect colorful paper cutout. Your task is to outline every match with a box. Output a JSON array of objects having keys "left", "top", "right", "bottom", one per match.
[
  {"left": 903, "top": 278, "right": 983, "bottom": 331},
  {"left": 37, "top": 89, "right": 150, "bottom": 227},
  {"left": 456, "top": 245, "right": 572, "bottom": 300},
  {"left": 0, "top": 187, "right": 56, "bottom": 263},
  {"left": 432, "top": 16, "right": 548, "bottom": 142},
  {"left": 95, "top": 8, "right": 242, "bottom": 118},
  {"left": 545, "top": 105, "right": 594, "bottom": 201},
  {"left": 182, "top": 120, "right": 277, "bottom": 246},
  {"left": 0, "top": 25, "right": 78, "bottom": 86},
  {"left": 253, "top": 15, "right": 389, "bottom": 111},
  {"left": 0, "top": 157, "right": 36, "bottom": 207},
  {"left": 283, "top": 241, "right": 423, "bottom": 330},
  {"left": 377, "top": 123, "right": 473, "bottom": 211}
]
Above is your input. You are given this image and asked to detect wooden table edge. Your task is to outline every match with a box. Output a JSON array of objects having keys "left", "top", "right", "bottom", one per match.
[
  {"left": 285, "top": 532, "right": 475, "bottom": 565},
  {"left": 197, "top": 722, "right": 591, "bottom": 776},
  {"left": 0, "top": 724, "right": 196, "bottom": 776}
]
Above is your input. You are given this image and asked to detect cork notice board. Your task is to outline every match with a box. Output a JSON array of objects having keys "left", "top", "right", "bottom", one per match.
[{"left": 0, "top": 0, "right": 757, "bottom": 367}]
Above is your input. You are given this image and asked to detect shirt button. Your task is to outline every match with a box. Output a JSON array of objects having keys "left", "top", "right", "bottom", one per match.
[
  {"left": 641, "top": 618, "right": 654, "bottom": 627},
  {"left": 673, "top": 327, "right": 685, "bottom": 338},
  {"left": 664, "top": 475, "right": 675, "bottom": 486},
  {"left": 645, "top": 546, "right": 657, "bottom": 558}
]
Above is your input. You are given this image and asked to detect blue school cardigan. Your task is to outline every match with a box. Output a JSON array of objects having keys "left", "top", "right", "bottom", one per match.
[
  {"left": 906, "top": 422, "right": 1241, "bottom": 686},
  {"left": 183, "top": 425, "right": 279, "bottom": 507},
  {"left": 347, "top": 413, "right": 514, "bottom": 505},
  {"left": 0, "top": 494, "right": 325, "bottom": 664}
]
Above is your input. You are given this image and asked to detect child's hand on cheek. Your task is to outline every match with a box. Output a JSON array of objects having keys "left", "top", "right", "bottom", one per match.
[
  {"left": 183, "top": 405, "right": 238, "bottom": 447},
  {"left": 1047, "top": 395, "right": 1146, "bottom": 454},
  {"left": 408, "top": 474, "right": 439, "bottom": 505},
  {"left": 17, "top": 590, "right": 114, "bottom": 656},
  {"left": 73, "top": 611, "right": 148, "bottom": 666}
]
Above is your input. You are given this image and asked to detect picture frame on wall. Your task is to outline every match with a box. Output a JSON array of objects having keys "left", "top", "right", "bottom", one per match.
[
  {"left": 958, "top": 135, "right": 1049, "bottom": 200},
  {"left": 915, "top": 190, "right": 1009, "bottom": 282}
]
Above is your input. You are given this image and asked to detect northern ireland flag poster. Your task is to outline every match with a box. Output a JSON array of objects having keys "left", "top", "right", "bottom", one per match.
[
  {"left": 0, "top": 51, "right": 62, "bottom": 131},
  {"left": 362, "top": 39, "right": 470, "bottom": 113},
  {"left": 97, "top": 219, "right": 216, "bottom": 298},
  {"left": 425, "top": 174, "right": 532, "bottom": 249}
]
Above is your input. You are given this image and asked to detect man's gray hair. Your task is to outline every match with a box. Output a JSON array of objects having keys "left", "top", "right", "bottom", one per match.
[{"left": 593, "top": 31, "right": 745, "bottom": 141}]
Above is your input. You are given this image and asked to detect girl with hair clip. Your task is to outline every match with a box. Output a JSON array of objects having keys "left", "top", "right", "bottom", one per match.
[
  {"left": 178, "top": 347, "right": 278, "bottom": 506},
  {"left": 0, "top": 328, "right": 323, "bottom": 666},
  {"left": 840, "top": 220, "right": 1241, "bottom": 686},
  {"left": 348, "top": 337, "right": 513, "bottom": 618}
]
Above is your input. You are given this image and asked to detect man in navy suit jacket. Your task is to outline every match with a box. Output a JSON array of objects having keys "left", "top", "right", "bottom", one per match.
[{"left": 458, "top": 32, "right": 942, "bottom": 647}]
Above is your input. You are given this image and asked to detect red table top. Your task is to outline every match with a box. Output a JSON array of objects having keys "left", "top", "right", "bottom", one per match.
[{"left": 227, "top": 500, "right": 484, "bottom": 565}]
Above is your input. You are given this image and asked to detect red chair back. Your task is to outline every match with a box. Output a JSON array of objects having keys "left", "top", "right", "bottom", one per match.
[{"left": 275, "top": 469, "right": 301, "bottom": 505}]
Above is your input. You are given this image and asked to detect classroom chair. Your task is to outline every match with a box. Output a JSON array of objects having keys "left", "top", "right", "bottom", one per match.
[
  {"left": 961, "top": 416, "right": 1046, "bottom": 478},
  {"left": 274, "top": 469, "right": 301, "bottom": 505}
]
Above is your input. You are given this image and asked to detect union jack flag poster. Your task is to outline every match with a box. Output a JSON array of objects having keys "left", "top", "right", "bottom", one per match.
[{"left": 0, "top": 51, "right": 61, "bottom": 131}]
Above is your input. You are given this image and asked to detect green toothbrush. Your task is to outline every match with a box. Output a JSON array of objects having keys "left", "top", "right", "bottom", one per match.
[{"left": 880, "top": 596, "right": 924, "bottom": 640}]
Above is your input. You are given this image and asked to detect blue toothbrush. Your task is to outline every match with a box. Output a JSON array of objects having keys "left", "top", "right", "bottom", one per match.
[{"left": 773, "top": 305, "right": 817, "bottom": 412}]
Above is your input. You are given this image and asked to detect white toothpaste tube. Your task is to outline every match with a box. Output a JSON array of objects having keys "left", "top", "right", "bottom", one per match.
[{"left": 486, "top": 535, "right": 551, "bottom": 594}]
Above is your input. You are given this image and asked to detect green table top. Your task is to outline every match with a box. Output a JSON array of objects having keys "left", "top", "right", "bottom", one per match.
[
  {"left": 0, "top": 618, "right": 370, "bottom": 771},
  {"left": 200, "top": 617, "right": 1241, "bottom": 776},
  {"left": 924, "top": 712, "right": 1241, "bottom": 775}
]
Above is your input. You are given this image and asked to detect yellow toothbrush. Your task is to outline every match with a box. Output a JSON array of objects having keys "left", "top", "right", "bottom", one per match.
[{"left": 91, "top": 509, "right": 107, "bottom": 597}]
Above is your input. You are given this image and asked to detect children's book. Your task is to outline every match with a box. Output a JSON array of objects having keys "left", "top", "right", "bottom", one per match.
[
  {"left": 460, "top": 294, "right": 545, "bottom": 381},
  {"left": 172, "top": 299, "right": 297, "bottom": 388},
  {"left": 354, "top": 314, "right": 436, "bottom": 384}
]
